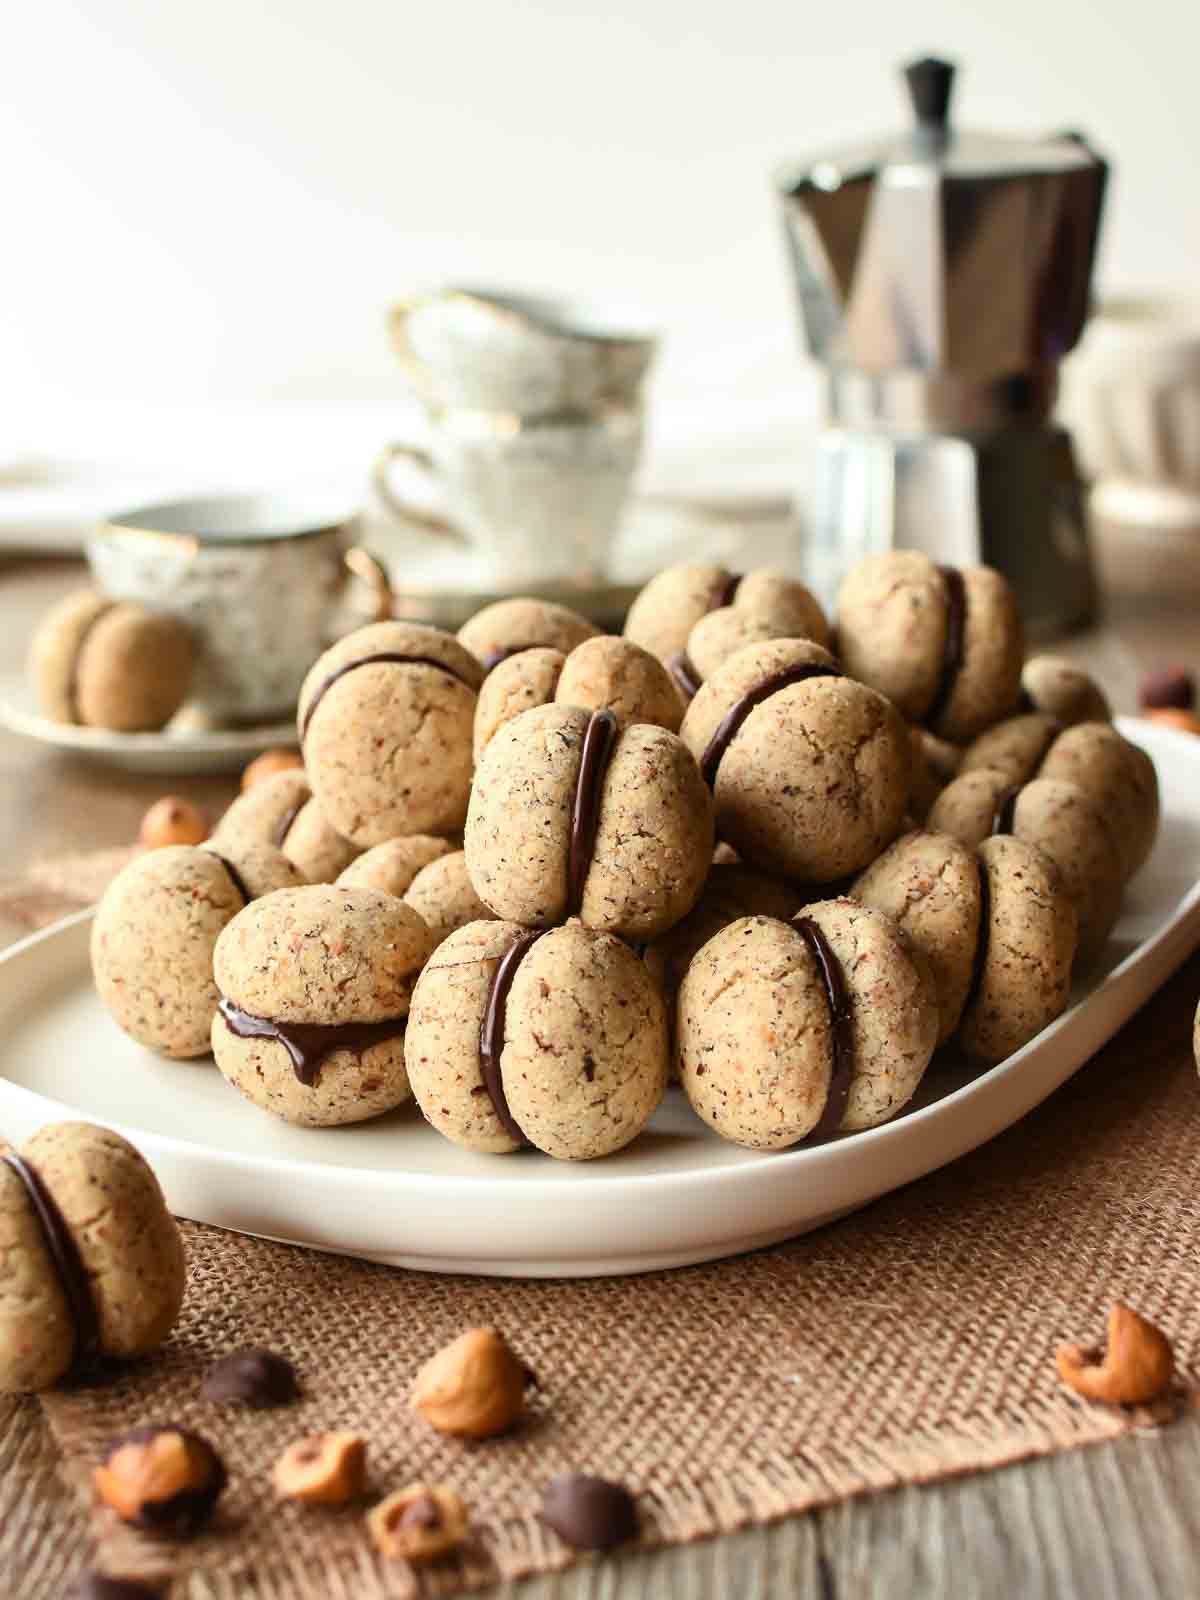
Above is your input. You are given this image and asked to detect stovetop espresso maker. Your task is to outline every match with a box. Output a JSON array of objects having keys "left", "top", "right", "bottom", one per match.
[{"left": 777, "top": 57, "right": 1107, "bottom": 634}]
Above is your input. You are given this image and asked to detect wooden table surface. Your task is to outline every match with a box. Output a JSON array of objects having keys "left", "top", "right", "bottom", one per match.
[{"left": 1, "top": 555, "right": 1197, "bottom": 1599}]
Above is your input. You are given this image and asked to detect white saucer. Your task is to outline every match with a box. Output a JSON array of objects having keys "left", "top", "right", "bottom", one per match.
[
  {"left": 0, "top": 718, "right": 1195, "bottom": 1279},
  {"left": 0, "top": 674, "right": 295, "bottom": 776}
]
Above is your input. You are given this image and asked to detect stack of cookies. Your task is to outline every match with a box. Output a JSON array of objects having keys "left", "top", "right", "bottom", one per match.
[{"left": 91, "top": 557, "right": 1160, "bottom": 1160}]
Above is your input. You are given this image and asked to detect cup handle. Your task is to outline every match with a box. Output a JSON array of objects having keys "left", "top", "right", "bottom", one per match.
[
  {"left": 372, "top": 442, "right": 470, "bottom": 545},
  {"left": 342, "top": 545, "right": 394, "bottom": 622}
]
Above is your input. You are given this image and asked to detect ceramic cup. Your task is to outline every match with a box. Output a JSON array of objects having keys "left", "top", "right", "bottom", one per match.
[
  {"left": 88, "top": 495, "right": 390, "bottom": 724},
  {"left": 374, "top": 287, "right": 657, "bottom": 585}
]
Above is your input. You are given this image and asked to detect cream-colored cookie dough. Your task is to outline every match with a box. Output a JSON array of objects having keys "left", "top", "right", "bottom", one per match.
[
  {"left": 299, "top": 621, "right": 483, "bottom": 847},
  {"left": 465, "top": 705, "right": 713, "bottom": 939},
  {"left": 907, "top": 727, "right": 962, "bottom": 823},
  {"left": 405, "top": 920, "right": 667, "bottom": 1159},
  {"left": 678, "top": 901, "right": 937, "bottom": 1149},
  {"left": 622, "top": 562, "right": 735, "bottom": 666},
  {"left": 91, "top": 842, "right": 301, "bottom": 1059},
  {"left": 679, "top": 638, "right": 909, "bottom": 883},
  {"left": 0, "top": 1122, "right": 185, "bottom": 1392},
  {"left": 1020, "top": 656, "right": 1111, "bottom": 726},
  {"left": 403, "top": 851, "right": 495, "bottom": 948},
  {"left": 473, "top": 647, "right": 566, "bottom": 764},
  {"left": 337, "top": 834, "right": 453, "bottom": 896},
  {"left": 456, "top": 597, "right": 599, "bottom": 669},
  {"left": 212, "top": 766, "right": 361, "bottom": 883}
]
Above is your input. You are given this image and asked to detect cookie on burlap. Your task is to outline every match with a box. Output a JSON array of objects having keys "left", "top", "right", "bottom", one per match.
[
  {"left": 299, "top": 621, "right": 483, "bottom": 847},
  {"left": 1020, "top": 655, "right": 1111, "bottom": 726},
  {"left": 91, "top": 841, "right": 303, "bottom": 1058},
  {"left": 211, "top": 885, "right": 434, "bottom": 1126},
  {"left": 836, "top": 552, "right": 1023, "bottom": 742},
  {"left": 678, "top": 901, "right": 937, "bottom": 1149},
  {"left": 679, "top": 638, "right": 909, "bottom": 883},
  {"left": 851, "top": 831, "right": 982, "bottom": 1046},
  {"left": 0, "top": 1122, "right": 185, "bottom": 1391},
  {"left": 29, "top": 589, "right": 194, "bottom": 732},
  {"left": 465, "top": 704, "right": 713, "bottom": 940},
  {"left": 928, "top": 770, "right": 1123, "bottom": 967},
  {"left": 211, "top": 768, "right": 360, "bottom": 883},
  {"left": 405, "top": 920, "right": 667, "bottom": 1158},
  {"left": 962, "top": 717, "right": 1159, "bottom": 880},
  {"left": 456, "top": 597, "right": 599, "bottom": 672},
  {"left": 473, "top": 637, "right": 683, "bottom": 762},
  {"left": 337, "top": 834, "right": 454, "bottom": 897},
  {"left": 402, "top": 850, "right": 496, "bottom": 949}
]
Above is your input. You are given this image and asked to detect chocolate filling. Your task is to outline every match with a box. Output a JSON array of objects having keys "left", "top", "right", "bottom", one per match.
[
  {"left": 963, "top": 854, "right": 993, "bottom": 1017},
  {"left": 991, "top": 784, "right": 1022, "bottom": 837},
  {"left": 481, "top": 643, "right": 540, "bottom": 674},
  {"left": 2, "top": 1150, "right": 99, "bottom": 1362},
  {"left": 67, "top": 601, "right": 117, "bottom": 724},
  {"left": 716, "top": 571, "right": 742, "bottom": 609},
  {"left": 567, "top": 710, "right": 620, "bottom": 913},
  {"left": 478, "top": 929, "right": 546, "bottom": 1146},
  {"left": 207, "top": 852, "right": 253, "bottom": 906},
  {"left": 300, "top": 652, "right": 475, "bottom": 740},
  {"left": 924, "top": 566, "right": 966, "bottom": 729},
  {"left": 668, "top": 652, "right": 702, "bottom": 701},
  {"left": 699, "top": 662, "right": 842, "bottom": 788},
  {"left": 218, "top": 999, "right": 406, "bottom": 1087},
  {"left": 273, "top": 800, "right": 305, "bottom": 850},
  {"left": 793, "top": 917, "right": 855, "bottom": 1142}
]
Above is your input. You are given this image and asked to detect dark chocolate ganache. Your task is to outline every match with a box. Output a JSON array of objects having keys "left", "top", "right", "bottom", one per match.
[
  {"left": 924, "top": 566, "right": 966, "bottom": 729},
  {"left": 2, "top": 1150, "right": 99, "bottom": 1361},
  {"left": 273, "top": 800, "right": 305, "bottom": 849},
  {"left": 567, "top": 709, "right": 620, "bottom": 913},
  {"left": 793, "top": 916, "right": 855, "bottom": 1142},
  {"left": 667, "top": 653, "right": 702, "bottom": 701},
  {"left": 217, "top": 1000, "right": 406, "bottom": 1087},
  {"left": 990, "top": 784, "right": 1022, "bottom": 837},
  {"left": 699, "top": 661, "right": 842, "bottom": 788},
  {"left": 963, "top": 853, "right": 993, "bottom": 1016},
  {"left": 300, "top": 652, "right": 476, "bottom": 740},
  {"left": 478, "top": 929, "right": 547, "bottom": 1146},
  {"left": 207, "top": 852, "right": 253, "bottom": 906}
]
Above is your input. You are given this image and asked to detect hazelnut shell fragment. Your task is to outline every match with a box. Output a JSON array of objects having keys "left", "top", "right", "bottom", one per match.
[
  {"left": 1056, "top": 1303, "right": 1174, "bottom": 1406},
  {"left": 367, "top": 1482, "right": 469, "bottom": 1563},
  {"left": 94, "top": 1424, "right": 226, "bottom": 1536},
  {"left": 410, "top": 1325, "right": 532, "bottom": 1438},
  {"left": 273, "top": 1431, "right": 367, "bottom": 1505}
]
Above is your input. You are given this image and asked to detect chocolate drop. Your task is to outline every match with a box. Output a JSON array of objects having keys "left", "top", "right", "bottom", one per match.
[
  {"left": 793, "top": 917, "right": 855, "bottom": 1142},
  {"left": 567, "top": 710, "right": 619, "bottom": 914},
  {"left": 301, "top": 651, "right": 476, "bottom": 740},
  {"left": 200, "top": 1347, "right": 298, "bottom": 1407},
  {"left": 924, "top": 566, "right": 966, "bottom": 729},
  {"left": 218, "top": 1000, "right": 406, "bottom": 1087},
  {"left": 2, "top": 1150, "right": 99, "bottom": 1363},
  {"left": 667, "top": 652, "right": 702, "bottom": 700},
  {"left": 699, "top": 661, "right": 842, "bottom": 788},
  {"left": 478, "top": 930, "right": 546, "bottom": 1147},
  {"left": 540, "top": 1472, "right": 638, "bottom": 1551}
]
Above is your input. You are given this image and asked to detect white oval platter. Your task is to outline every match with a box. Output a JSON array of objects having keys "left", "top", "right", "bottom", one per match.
[{"left": 0, "top": 717, "right": 1196, "bottom": 1279}]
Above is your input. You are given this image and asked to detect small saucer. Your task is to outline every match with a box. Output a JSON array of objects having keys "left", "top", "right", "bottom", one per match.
[{"left": 0, "top": 675, "right": 295, "bottom": 776}]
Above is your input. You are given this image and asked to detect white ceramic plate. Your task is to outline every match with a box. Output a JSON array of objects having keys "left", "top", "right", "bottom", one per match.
[
  {"left": 0, "top": 674, "right": 295, "bottom": 776},
  {"left": 0, "top": 717, "right": 1197, "bottom": 1279}
]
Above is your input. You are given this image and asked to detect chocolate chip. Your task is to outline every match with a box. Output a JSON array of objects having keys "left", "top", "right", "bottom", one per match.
[
  {"left": 200, "top": 1347, "right": 298, "bottom": 1407},
  {"left": 1139, "top": 666, "right": 1194, "bottom": 711},
  {"left": 540, "top": 1472, "right": 638, "bottom": 1550},
  {"left": 67, "top": 1576, "right": 165, "bottom": 1600}
]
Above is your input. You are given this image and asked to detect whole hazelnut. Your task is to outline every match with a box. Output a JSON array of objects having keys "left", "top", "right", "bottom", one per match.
[
  {"left": 241, "top": 748, "right": 304, "bottom": 791},
  {"left": 94, "top": 1424, "right": 226, "bottom": 1536},
  {"left": 410, "top": 1326, "right": 533, "bottom": 1439},
  {"left": 1143, "top": 708, "right": 1200, "bottom": 737},
  {"left": 367, "top": 1483, "right": 468, "bottom": 1563},
  {"left": 273, "top": 1432, "right": 367, "bottom": 1505},
  {"left": 140, "top": 797, "right": 207, "bottom": 849}
]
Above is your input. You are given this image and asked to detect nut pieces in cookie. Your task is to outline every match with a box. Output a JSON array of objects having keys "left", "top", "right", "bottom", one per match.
[
  {"left": 367, "top": 1483, "right": 469, "bottom": 1563},
  {"left": 1056, "top": 1304, "right": 1174, "bottom": 1406},
  {"left": 411, "top": 1327, "right": 533, "bottom": 1439},
  {"left": 94, "top": 1425, "right": 226, "bottom": 1536}
]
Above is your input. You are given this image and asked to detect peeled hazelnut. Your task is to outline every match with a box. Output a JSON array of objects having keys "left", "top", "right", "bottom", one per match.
[
  {"left": 1143, "top": 707, "right": 1200, "bottom": 737},
  {"left": 140, "top": 797, "right": 207, "bottom": 849},
  {"left": 94, "top": 1424, "right": 226, "bottom": 1536},
  {"left": 273, "top": 1432, "right": 367, "bottom": 1505},
  {"left": 410, "top": 1326, "right": 532, "bottom": 1439},
  {"left": 367, "top": 1483, "right": 468, "bottom": 1563},
  {"left": 1056, "top": 1303, "right": 1175, "bottom": 1406},
  {"left": 241, "top": 748, "right": 304, "bottom": 791}
]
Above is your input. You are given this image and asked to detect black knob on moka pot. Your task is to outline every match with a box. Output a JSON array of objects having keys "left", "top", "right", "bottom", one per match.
[{"left": 903, "top": 56, "right": 956, "bottom": 130}]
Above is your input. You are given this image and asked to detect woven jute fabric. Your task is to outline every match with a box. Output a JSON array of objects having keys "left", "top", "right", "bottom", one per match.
[{"left": 4, "top": 866, "right": 1198, "bottom": 1598}]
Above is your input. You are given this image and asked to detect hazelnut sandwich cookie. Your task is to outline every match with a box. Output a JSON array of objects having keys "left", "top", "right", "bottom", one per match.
[
  {"left": 401, "top": 850, "right": 496, "bottom": 949},
  {"left": 852, "top": 831, "right": 1078, "bottom": 1061},
  {"left": 456, "top": 596, "right": 599, "bottom": 673},
  {"left": 678, "top": 902, "right": 938, "bottom": 1149},
  {"left": 907, "top": 726, "right": 963, "bottom": 823},
  {"left": 1019, "top": 655, "right": 1111, "bottom": 726},
  {"left": 836, "top": 552, "right": 1024, "bottom": 743},
  {"left": 405, "top": 920, "right": 667, "bottom": 1159},
  {"left": 928, "top": 769, "right": 1123, "bottom": 967},
  {"left": 961, "top": 717, "right": 1159, "bottom": 880},
  {"left": 298, "top": 621, "right": 484, "bottom": 847},
  {"left": 667, "top": 570, "right": 831, "bottom": 702},
  {"left": 0, "top": 1122, "right": 185, "bottom": 1392},
  {"left": 211, "top": 885, "right": 433, "bottom": 1126},
  {"left": 211, "top": 767, "right": 360, "bottom": 882},
  {"left": 465, "top": 704, "right": 713, "bottom": 940},
  {"left": 336, "top": 834, "right": 454, "bottom": 897},
  {"left": 92, "top": 840, "right": 304, "bottom": 1058},
  {"left": 29, "top": 588, "right": 194, "bottom": 732},
  {"left": 678, "top": 637, "right": 909, "bottom": 884},
  {"left": 473, "top": 635, "right": 684, "bottom": 764}
]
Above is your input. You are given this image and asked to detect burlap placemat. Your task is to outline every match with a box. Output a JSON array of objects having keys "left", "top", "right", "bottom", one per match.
[{"left": 7, "top": 863, "right": 1200, "bottom": 1597}]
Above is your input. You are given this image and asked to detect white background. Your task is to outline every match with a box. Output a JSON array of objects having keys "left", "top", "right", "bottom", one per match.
[{"left": 4, "top": 0, "right": 1199, "bottom": 457}]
